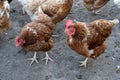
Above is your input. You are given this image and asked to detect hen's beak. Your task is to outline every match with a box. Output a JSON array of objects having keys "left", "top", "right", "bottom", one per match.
[
  {"left": 16, "top": 44, "right": 19, "bottom": 47},
  {"left": 64, "top": 29, "right": 67, "bottom": 33}
]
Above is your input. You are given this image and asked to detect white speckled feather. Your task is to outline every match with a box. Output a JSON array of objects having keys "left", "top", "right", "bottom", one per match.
[{"left": 18, "top": 0, "right": 45, "bottom": 21}]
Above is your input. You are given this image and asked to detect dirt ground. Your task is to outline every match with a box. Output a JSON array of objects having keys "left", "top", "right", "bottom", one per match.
[{"left": 0, "top": 0, "right": 120, "bottom": 80}]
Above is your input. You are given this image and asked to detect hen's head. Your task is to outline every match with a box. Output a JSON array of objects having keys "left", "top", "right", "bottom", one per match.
[
  {"left": 15, "top": 36, "right": 26, "bottom": 47},
  {"left": 65, "top": 19, "right": 75, "bottom": 36}
]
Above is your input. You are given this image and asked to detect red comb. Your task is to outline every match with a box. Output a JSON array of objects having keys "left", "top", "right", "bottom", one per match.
[
  {"left": 15, "top": 36, "right": 19, "bottom": 46},
  {"left": 66, "top": 19, "right": 73, "bottom": 28}
]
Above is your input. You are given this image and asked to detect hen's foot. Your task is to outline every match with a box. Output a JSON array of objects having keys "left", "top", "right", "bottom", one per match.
[
  {"left": 41, "top": 52, "right": 53, "bottom": 64},
  {"left": 79, "top": 58, "right": 88, "bottom": 68},
  {"left": 27, "top": 52, "right": 39, "bottom": 65}
]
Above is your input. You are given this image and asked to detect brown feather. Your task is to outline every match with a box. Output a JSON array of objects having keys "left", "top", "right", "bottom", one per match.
[{"left": 41, "top": 0, "right": 73, "bottom": 24}]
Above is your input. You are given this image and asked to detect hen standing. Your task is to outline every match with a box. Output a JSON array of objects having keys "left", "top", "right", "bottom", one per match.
[
  {"left": 15, "top": 14, "right": 55, "bottom": 65},
  {"left": 83, "top": 0, "right": 110, "bottom": 14},
  {"left": 0, "top": 0, "right": 11, "bottom": 36},
  {"left": 65, "top": 19, "right": 119, "bottom": 67}
]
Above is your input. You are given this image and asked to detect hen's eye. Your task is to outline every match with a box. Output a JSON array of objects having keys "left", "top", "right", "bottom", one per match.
[
  {"left": 19, "top": 39, "right": 23, "bottom": 42},
  {"left": 17, "top": 39, "right": 19, "bottom": 42},
  {"left": 67, "top": 26, "right": 70, "bottom": 29}
]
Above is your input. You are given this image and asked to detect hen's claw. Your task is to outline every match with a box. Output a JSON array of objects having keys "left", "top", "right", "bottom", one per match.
[
  {"left": 41, "top": 52, "right": 53, "bottom": 64},
  {"left": 79, "top": 58, "right": 88, "bottom": 68},
  {"left": 27, "top": 52, "right": 39, "bottom": 65}
]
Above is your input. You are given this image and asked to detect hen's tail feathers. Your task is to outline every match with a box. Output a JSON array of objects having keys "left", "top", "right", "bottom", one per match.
[{"left": 109, "top": 19, "right": 119, "bottom": 25}]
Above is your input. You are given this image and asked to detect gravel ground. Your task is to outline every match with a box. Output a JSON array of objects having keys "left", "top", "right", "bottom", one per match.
[{"left": 0, "top": 0, "right": 120, "bottom": 80}]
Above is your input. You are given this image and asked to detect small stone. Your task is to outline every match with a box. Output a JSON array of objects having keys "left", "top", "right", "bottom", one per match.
[
  {"left": 105, "top": 55, "right": 109, "bottom": 58},
  {"left": 45, "top": 75, "right": 52, "bottom": 80},
  {"left": 76, "top": 74, "right": 82, "bottom": 79},
  {"left": 94, "top": 72, "right": 96, "bottom": 73},
  {"left": 5, "top": 33, "right": 8, "bottom": 35}
]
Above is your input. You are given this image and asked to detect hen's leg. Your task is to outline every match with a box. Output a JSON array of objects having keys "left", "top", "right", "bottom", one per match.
[
  {"left": 79, "top": 58, "right": 88, "bottom": 68},
  {"left": 41, "top": 52, "right": 53, "bottom": 64},
  {"left": 90, "top": 42, "right": 106, "bottom": 59},
  {"left": 27, "top": 52, "right": 39, "bottom": 65},
  {"left": 22, "top": 6, "right": 25, "bottom": 14},
  {"left": 22, "top": 5, "right": 27, "bottom": 14}
]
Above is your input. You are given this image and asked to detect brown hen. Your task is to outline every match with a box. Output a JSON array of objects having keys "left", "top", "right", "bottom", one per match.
[
  {"left": 0, "top": 0, "right": 11, "bottom": 36},
  {"left": 65, "top": 19, "right": 119, "bottom": 67},
  {"left": 15, "top": 14, "right": 55, "bottom": 65}
]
